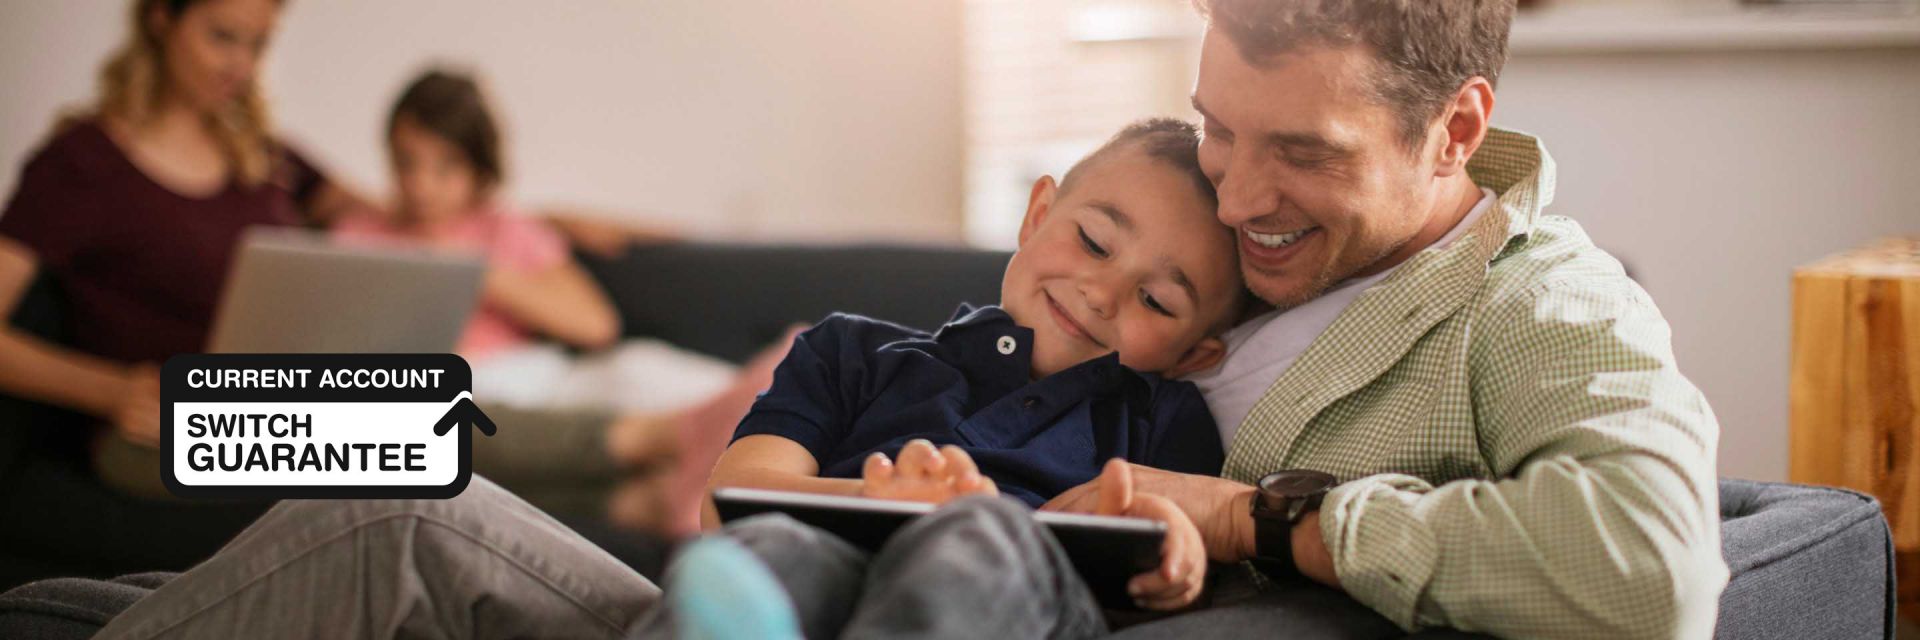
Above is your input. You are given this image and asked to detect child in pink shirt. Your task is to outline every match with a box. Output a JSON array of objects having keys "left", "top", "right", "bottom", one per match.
[
  {"left": 335, "top": 206, "right": 576, "bottom": 360},
  {"left": 334, "top": 69, "right": 743, "bottom": 413},
  {"left": 335, "top": 69, "right": 784, "bottom": 535}
]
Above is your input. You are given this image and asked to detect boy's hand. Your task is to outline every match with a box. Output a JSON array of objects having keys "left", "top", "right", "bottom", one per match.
[
  {"left": 1094, "top": 459, "right": 1206, "bottom": 611},
  {"left": 860, "top": 439, "right": 997, "bottom": 504}
]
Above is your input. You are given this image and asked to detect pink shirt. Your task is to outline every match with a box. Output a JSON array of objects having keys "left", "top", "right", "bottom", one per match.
[{"left": 333, "top": 208, "right": 569, "bottom": 359}]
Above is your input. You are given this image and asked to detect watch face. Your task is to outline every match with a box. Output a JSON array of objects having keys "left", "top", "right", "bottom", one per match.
[{"left": 1259, "top": 470, "right": 1338, "bottom": 497}]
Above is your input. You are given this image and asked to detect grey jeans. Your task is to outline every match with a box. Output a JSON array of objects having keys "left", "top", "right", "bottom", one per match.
[
  {"left": 632, "top": 496, "right": 1106, "bottom": 640},
  {"left": 92, "top": 477, "right": 1103, "bottom": 639}
]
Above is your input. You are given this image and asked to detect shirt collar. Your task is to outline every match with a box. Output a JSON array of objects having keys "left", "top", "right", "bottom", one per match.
[
  {"left": 1461, "top": 127, "right": 1557, "bottom": 264},
  {"left": 933, "top": 304, "right": 1034, "bottom": 386},
  {"left": 931, "top": 303, "right": 1160, "bottom": 391}
]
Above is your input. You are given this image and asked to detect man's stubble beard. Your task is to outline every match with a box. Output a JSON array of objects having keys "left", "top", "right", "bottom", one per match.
[{"left": 1248, "top": 231, "right": 1410, "bottom": 313}]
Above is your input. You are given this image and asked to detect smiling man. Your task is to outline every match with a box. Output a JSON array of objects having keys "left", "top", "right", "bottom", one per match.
[{"left": 1047, "top": 1, "right": 1730, "bottom": 638}]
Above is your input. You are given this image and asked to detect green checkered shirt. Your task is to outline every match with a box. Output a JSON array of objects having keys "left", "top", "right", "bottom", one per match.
[{"left": 1224, "top": 128, "right": 1728, "bottom": 638}]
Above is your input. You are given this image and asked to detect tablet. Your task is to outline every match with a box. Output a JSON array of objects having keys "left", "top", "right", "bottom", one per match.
[{"left": 712, "top": 487, "right": 1164, "bottom": 609}]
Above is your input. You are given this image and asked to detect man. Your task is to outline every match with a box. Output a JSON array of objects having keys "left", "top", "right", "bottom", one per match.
[
  {"left": 1049, "top": 1, "right": 1728, "bottom": 637},
  {"left": 94, "top": 1, "right": 1726, "bottom": 639}
]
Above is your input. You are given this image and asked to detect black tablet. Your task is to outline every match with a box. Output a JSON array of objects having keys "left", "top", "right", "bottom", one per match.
[{"left": 712, "top": 487, "right": 1165, "bottom": 609}]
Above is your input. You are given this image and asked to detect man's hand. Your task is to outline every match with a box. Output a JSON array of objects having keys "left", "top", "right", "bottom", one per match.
[
  {"left": 860, "top": 440, "right": 997, "bottom": 504},
  {"left": 1044, "top": 462, "right": 1258, "bottom": 563},
  {"left": 110, "top": 363, "right": 161, "bottom": 448},
  {"left": 1091, "top": 459, "right": 1207, "bottom": 610}
]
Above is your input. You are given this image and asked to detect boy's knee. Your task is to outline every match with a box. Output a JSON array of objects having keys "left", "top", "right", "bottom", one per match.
[
  {"left": 908, "top": 495, "right": 1039, "bottom": 541},
  {"left": 937, "top": 494, "right": 1032, "bottom": 522},
  {"left": 724, "top": 512, "right": 803, "bottom": 537},
  {"left": 724, "top": 513, "right": 838, "bottom": 554}
]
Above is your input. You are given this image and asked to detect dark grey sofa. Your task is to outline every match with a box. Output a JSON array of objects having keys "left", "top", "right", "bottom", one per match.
[{"left": 0, "top": 242, "right": 1896, "bottom": 638}]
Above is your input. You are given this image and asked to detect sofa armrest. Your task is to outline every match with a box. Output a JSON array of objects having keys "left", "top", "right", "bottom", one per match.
[{"left": 1715, "top": 479, "right": 1893, "bottom": 639}]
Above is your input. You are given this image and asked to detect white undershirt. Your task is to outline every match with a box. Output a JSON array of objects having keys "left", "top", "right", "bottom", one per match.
[{"left": 1188, "top": 188, "right": 1497, "bottom": 446}]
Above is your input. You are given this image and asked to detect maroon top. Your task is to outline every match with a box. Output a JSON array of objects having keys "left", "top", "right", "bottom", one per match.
[{"left": 0, "top": 120, "right": 325, "bottom": 363}]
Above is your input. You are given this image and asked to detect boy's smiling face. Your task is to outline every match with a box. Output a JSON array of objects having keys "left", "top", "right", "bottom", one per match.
[{"left": 1001, "top": 146, "right": 1241, "bottom": 379}]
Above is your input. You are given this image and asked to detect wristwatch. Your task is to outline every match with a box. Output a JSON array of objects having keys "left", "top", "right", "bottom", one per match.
[{"left": 1248, "top": 470, "right": 1338, "bottom": 579}]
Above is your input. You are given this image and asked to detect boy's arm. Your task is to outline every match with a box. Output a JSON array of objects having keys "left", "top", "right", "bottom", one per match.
[{"left": 701, "top": 436, "right": 864, "bottom": 530}]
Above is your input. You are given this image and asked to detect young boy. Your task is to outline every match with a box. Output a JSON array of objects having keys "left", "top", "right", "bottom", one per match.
[{"left": 682, "top": 118, "right": 1244, "bottom": 638}]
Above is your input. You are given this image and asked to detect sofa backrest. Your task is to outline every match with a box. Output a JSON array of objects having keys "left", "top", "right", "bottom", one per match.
[{"left": 580, "top": 242, "right": 1010, "bottom": 363}]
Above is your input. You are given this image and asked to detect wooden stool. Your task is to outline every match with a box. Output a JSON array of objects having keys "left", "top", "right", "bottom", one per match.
[{"left": 1790, "top": 235, "right": 1919, "bottom": 622}]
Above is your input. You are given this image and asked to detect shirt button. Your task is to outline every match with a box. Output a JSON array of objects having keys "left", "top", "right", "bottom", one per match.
[
  {"left": 996, "top": 335, "right": 1017, "bottom": 355},
  {"left": 1022, "top": 396, "right": 1040, "bottom": 409}
]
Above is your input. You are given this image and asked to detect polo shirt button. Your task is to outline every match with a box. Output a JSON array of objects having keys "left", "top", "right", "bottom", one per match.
[
  {"left": 996, "top": 335, "right": 1017, "bottom": 355},
  {"left": 1022, "top": 396, "right": 1040, "bottom": 409}
]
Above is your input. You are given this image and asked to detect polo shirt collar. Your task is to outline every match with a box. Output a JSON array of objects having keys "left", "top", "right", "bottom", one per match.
[
  {"left": 933, "top": 303, "right": 1035, "bottom": 386},
  {"left": 931, "top": 303, "right": 1158, "bottom": 393}
]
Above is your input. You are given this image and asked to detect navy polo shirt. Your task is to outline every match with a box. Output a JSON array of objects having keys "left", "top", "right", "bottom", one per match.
[{"left": 731, "top": 304, "right": 1224, "bottom": 507}]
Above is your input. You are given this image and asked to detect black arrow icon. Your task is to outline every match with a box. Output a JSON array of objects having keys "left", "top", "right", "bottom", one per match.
[{"left": 433, "top": 396, "right": 497, "bottom": 437}]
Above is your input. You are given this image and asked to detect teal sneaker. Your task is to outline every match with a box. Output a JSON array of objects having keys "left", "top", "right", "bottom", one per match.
[{"left": 667, "top": 537, "right": 802, "bottom": 640}]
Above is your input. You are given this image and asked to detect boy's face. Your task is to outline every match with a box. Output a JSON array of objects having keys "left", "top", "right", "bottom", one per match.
[{"left": 1001, "top": 148, "right": 1240, "bottom": 379}]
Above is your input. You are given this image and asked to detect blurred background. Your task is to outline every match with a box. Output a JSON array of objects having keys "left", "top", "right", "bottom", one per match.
[{"left": 2, "top": 0, "right": 1917, "bottom": 483}]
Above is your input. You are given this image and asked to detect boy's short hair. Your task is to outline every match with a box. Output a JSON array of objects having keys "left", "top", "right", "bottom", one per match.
[
  {"left": 388, "top": 69, "right": 504, "bottom": 187},
  {"left": 1059, "top": 118, "right": 1217, "bottom": 212}
]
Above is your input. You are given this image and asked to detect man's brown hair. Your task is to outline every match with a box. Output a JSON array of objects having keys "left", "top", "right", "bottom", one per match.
[
  {"left": 389, "top": 69, "right": 504, "bottom": 187},
  {"left": 1194, "top": 0, "right": 1516, "bottom": 145}
]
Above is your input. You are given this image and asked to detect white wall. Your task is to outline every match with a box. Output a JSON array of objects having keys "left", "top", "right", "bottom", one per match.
[
  {"left": 0, "top": 0, "right": 965, "bottom": 241},
  {"left": 1497, "top": 47, "right": 1920, "bottom": 481}
]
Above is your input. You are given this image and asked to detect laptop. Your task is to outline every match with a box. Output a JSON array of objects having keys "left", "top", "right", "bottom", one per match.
[{"left": 206, "top": 226, "right": 486, "bottom": 354}]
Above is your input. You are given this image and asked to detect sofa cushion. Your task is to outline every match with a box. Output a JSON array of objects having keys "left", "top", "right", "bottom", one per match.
[{"left": 0, "top": 572, "right": 174, "bottom": 639}]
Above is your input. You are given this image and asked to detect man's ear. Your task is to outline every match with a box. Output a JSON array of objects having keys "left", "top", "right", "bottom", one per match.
[
  {"left": 1016, "top": 175, "right": 1059, "bottom": 248},
  {"left": 1164, "top": 336, "right": 1227, "bottom": 379},
  {"left": 1431, "top": 76, "right": 1494, "bottom": 179}
]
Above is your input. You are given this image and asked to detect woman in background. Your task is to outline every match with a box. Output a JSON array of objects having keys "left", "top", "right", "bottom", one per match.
[
  {"left": 0, "top": 0, "right": 367, "bottom": 494},
  {"left": 0, "top": 0, "right": 364, "bottom": 576},
  {"left": 0, "top": 0, "right": 754, "bottom": 581}
]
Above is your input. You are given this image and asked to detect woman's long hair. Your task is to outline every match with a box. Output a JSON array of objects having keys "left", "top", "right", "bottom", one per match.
[{"left": 91, "top": 0, "right": 275, "bottom": 186}]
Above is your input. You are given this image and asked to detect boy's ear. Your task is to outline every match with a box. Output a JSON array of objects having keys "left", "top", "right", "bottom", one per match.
[
  {"left": 1016, "top": 175, "right": 1059, "bottom": 248},
  {"left": 1164, "top": 336, "right": 1226, "bottom": 379}
]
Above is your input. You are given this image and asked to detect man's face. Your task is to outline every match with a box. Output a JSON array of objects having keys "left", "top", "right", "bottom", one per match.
[
  {"left": 1000, "top": 150, "right": 1240, "bottom": 379},
  {"left": 1192, "top": 31, "right": 1443, "bottom": 309}
]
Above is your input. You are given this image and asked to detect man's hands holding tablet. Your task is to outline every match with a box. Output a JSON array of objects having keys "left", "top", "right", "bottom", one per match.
[
  {"left": 859, "top": 441, "right": 1205, "bottom": 611},
  {"left": 1085, "top": 459, "right": 1206, "bottom": 610}
]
